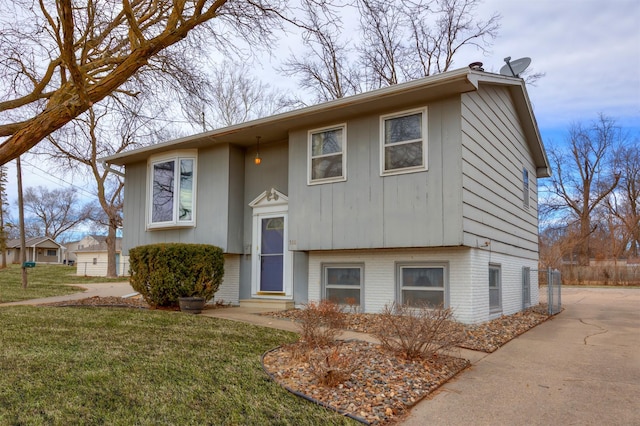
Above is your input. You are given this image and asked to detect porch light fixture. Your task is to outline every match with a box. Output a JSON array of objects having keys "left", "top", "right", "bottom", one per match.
[{"left": 254, "top": 136, "right": 261, "bottom": 165}]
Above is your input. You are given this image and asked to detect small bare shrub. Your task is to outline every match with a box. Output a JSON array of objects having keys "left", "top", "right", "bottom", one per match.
[
  {"left": 308, "top": 343, "right": 360, "bottom": 387},
  {"left": 297, "top": 300, "right": 346, "bottom": 347},
  {"left": 344, "top": 297, "right": 360, "bottom": 313},
  {"left": 373, "top": 302, "right": 464, "bottom": 360}
]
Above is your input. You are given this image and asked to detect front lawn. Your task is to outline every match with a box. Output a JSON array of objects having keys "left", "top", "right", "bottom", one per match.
[
  {"left": 0, "top": 306, "right": 355, "bottom": 425},
  {"left": 0, "top": 263, "right": 125, "bottom": 303}
]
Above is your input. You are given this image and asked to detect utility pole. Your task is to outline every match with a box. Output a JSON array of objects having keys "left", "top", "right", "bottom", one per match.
[{"left": 16, "top": 156, "right": 27, "bottom": 289}]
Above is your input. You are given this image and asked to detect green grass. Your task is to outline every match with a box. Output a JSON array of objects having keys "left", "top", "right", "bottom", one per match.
[
  {"left": 0, "top": 306, "right": 356, "bottom": 425},
  {"left": 0, "top": 263, "right": 126, "bottom": 303}
]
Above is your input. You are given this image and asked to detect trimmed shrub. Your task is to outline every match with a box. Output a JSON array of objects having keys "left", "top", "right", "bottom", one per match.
[
  {"left": 129, "top": 243, "right": 224, "bottom": 307},
  {"left": 297, "top": 300, "right": 346, "bottom": 348},
  {"left": 372, "top": 302, "right": 464, "bottom": 360}
]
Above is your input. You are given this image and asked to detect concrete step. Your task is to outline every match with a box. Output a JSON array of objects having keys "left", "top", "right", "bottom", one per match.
[{"left": 239, "top": 298, "right": 295, "bottom": 311}]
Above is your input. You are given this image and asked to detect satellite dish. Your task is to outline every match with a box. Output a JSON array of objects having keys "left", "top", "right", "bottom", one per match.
[{"left": 499, "top": 57, "right": 531, "bottom": 77}]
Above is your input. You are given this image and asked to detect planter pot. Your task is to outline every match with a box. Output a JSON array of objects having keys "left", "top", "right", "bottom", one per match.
[{"left": 178, "top": 297, "right": 206, "bottom": 314}]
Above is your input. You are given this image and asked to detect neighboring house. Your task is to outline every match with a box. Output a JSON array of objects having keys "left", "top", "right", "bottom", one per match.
[
  {"left": 102, "top": 66, "right": 551, "bottom": 324},
  {"left": 5, "top": 237, "right": 63, "bottom": 264},
  {"left": 74, "top": 236, "right": 129, "bottom": 277},
  {"left": 63, "top": 235, "right": 105, "bottom": 264}
]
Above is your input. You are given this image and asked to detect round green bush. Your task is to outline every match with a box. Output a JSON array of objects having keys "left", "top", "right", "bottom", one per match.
[{"left": 128, "top": 243, "right": 224, "bottom": 307}]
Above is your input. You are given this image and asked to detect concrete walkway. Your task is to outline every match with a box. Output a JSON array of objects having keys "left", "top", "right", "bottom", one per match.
[
  {"left": 0, "top": 282, "right": 134, "bottom": 306},
  {"left": 401, "top": 287, "right": 640, "bottom": 425},
  {"left": 3, "top": 285, "right": 638, "bottom": 424}
]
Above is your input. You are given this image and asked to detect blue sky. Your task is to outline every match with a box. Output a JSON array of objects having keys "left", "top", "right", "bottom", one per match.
[
  {"left": 460, "top": 0, "right": 640, "bottom": 144},
  {"left": 4, "top": 0, "right": 640, "bottom": 224}
]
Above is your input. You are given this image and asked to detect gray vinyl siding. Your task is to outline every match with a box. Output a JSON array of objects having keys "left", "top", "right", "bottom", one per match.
[
  {"left": 122, "top": 145, "right": 238, "bottom": 253},
  {"left": 460, "top": 85, "right": 539, "bottom": 260},
  {"left": 242, "top": 140, "right": 289, "bottom": 252},
  {"left": 288, "top": 97, "right": 464, "bottom": 251}
]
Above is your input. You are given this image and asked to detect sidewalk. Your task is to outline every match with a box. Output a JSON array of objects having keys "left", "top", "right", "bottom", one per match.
[
  {"left": 0, "top": 282, "right": 134, "bottom": 306},
  {"left": 400, "top": 287, "right": 640, "bottom": 425}
]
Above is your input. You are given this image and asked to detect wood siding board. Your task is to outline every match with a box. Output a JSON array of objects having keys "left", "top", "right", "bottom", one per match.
[
  {"left": 462, "top": 177, "right": 537, "bottom": 236},
  {"left": 244, "top": 140, "right": 289, "bottom": 249},
  {"left": 226, "top": 145, "right": 245, "bottom": 253},
  {"left": 122, "top": 161, "right": 146, "bottom": 253},
  {"left": 460, "top": 85, "right": 539, "bottom": 260},
  {"left": 194, "top": 145, "right": 230, "bottom": 250},
  {"left": 461, "top": 145, "right": 520, "bottom": 206},
  {"left": 462, "top": 105, "right": 522, "bottom": 184},
  {"left": 462, "top": 201, "right": 538, "bottom": 249},
  {"left": 438, "top": 98, "right": 464, "bottom": 245},
  {"left": 481, "top": 86, "right": 526, "bottom": 147},
  {"left": 463, "top": 94, "right": 525, "bottom": 170}
]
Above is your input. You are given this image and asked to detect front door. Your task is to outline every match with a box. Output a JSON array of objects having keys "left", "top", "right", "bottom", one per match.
[
  {"left": 258, "top": 215, "right": 285, "bottom": 293},
  {"left": 250, "top": 189, "right": 292, "bottom": 298}
]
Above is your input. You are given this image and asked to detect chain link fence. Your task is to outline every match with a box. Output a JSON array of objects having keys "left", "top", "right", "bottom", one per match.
[{"left": 538, "top": 267, "right": 562, "bottom": 315}]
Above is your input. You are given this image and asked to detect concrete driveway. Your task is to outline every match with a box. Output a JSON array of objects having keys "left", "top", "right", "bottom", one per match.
[{"left": 401, "top": 287, "right": 640, "bottom": 425}]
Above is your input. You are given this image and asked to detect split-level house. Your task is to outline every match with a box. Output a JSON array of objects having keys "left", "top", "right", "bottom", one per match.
[{"left": 102, "top": 67, "right": 551, "bottom": 324}]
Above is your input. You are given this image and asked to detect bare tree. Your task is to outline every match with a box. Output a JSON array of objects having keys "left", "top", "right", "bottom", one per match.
[
  {"left": 34, "top": 91, "right": 168, "bottom": 276},
  {"left": 0, "top": 0, "right": 286, "bottom": 165},
  {"left": 22, "top": 186, "right": 93, "bottom": 240},
  {"left": 543, "top": 114, "right": 622, "bottom": 266},
  {"left": 605, "top": 140, "right": 640, "bottom": 257},
  {"left": 185, "top": 60, "right": 301, "bottom": 129},
  {"left": 283, "top": 0, "right": 500, "bottom": 100},
  {"left": 279, "top": 0, "right": 363, "bottom": 102}
]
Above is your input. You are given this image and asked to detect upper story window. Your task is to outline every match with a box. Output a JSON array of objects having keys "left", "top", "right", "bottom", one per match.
[
  {"left": 381, "top": 108, "right": 427, "bottom": 175},
  {"left": 308, "top": 124, "right": 346, "bottom": 184},
  {"left": 148, "top": 150, "right": 197, "bottom": 229},
  {"left": 522, "top": 167, "right": 530, "bottom": 209}
]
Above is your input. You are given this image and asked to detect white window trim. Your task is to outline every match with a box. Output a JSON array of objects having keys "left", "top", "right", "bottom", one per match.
[
  {"left": 322, "top": 263, "right": 364, "bottom": 309},
  {"left": 522, "top": 167, "right": 530, "bottom": 209},
  {"left": 380, "top": 107, "right": 428, "bottom": 176},
  {"left": 489, "top": 263, "right": 502, "bottom": 314},
  {"left": 396, "top": 262, "right": 448, "bottom": 308},
  {"left": 146, "top": 149, "right": 198, "bottom": 230},
  {"left": 307, "top": 123, "right": 347, "bottom": 185}
]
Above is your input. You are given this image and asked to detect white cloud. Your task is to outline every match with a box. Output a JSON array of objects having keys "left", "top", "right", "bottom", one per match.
[{"left": 459, "top": 0, "right": 640, "bottom": 139}]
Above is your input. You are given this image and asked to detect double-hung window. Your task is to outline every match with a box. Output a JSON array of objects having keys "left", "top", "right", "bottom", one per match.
[
  {"left": 308, "top": 124, "right": 346, "bottom": 184},
  {"left": 323, "top": 265, "right": 363, "bottom": 307},
  {"left": 489, "top": 264, "right": 502, "bottom": 313},
  {"left": 381, "top": 108, "right": 427, "bottom": 175},
  {"left": 397, "top": 263, "right": 446, "bottom": 308},
  {"left": 148, "top": 151, "right": 197, "bottom": 228}
]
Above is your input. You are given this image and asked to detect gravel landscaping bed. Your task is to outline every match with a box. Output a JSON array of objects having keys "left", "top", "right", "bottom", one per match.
[
  {"left": 261, "top": 305, "right": 551, "bottom": 424},
  {"left": 265, "top": 304, "right": 552, "bottom": 353},
  {"left": 263, "top": 341, "right": 469, "bottom": 424}
]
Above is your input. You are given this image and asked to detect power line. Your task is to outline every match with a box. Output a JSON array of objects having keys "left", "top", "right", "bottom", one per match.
[{"left": 20, "top": 160, "right": 97, "bottom": 198}]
